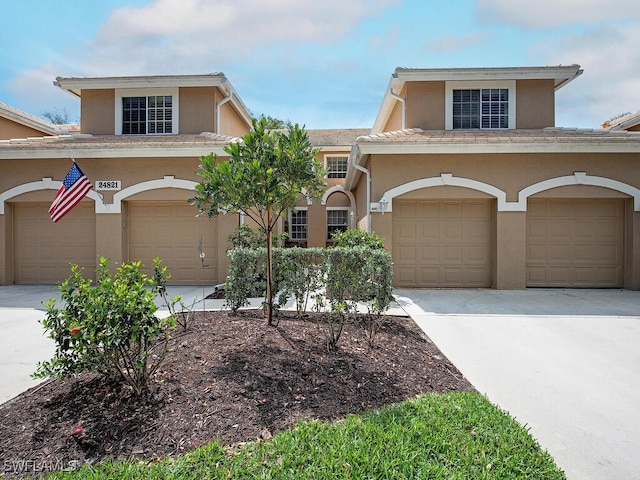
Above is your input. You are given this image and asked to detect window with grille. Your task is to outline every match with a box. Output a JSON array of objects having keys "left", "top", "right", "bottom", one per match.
[
  {"left": 452, "top": 88, "right": 509, "bottom": 129},
  {"left": 327, "top": 209, "right": 349, "bottom": 239},
  {"left": 122, "top": 95, "right": 173, "bottom": 134},
  {"left": 326, "top": 156, "right": 348, "bottom": 178},
  {"left": 289, "top": 209, "right": 308, "bottom": 241}
]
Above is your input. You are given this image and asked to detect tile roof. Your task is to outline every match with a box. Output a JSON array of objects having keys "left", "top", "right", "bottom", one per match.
[
  {"left": 356, "top": 127, "right": 640, "bottom": 145},
  {"left": 0, "top": 133, "right": 241, "bottom": 159},
  {"left": 306, "top": 128, "right": 370, "bottom": 147}
]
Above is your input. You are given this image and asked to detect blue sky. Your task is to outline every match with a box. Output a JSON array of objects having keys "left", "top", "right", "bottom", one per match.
[{"left": 2, "top": 0, "right": 640, "bottom": 129}]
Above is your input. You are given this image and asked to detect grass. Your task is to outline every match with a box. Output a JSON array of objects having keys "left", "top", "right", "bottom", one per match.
[{"left": 42, "top": 392, "right": 565, "bottom": 479}]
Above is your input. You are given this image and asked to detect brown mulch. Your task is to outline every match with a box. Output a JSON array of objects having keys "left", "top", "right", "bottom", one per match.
[{"left": 0, "top": 310, "right": 474, "bottom": 477}]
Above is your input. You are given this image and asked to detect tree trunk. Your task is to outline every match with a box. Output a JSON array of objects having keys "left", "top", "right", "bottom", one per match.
[{"left": 265, "top": 210, "right": 276, "bottom": 326}]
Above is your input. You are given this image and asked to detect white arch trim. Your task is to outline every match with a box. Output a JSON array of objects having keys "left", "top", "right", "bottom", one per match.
[
  {"left": 108, "top": 176, "right": 198, "bottom": 213},
  {"left": 517, "top": 172, "right": 640, "bottom": 212},
  {"left": 380, "top": 174, "right": 508, "bottom": 212},
  {"left": 321, "top": 185, "right": 356, "bottom": 208},
  {"left": 0, "top": 178, "right": 102, "bottom": 215},
  {"left": 377, "top": 172, "right": 640, "bottom": 213}
]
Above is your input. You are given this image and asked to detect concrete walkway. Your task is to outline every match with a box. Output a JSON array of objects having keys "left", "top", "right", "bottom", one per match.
[{"left": 394, "top": 288, "right": 640, "bottom": 480}]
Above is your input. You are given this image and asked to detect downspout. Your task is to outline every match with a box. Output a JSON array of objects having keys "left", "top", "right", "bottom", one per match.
[
  {"left": 351, "top": 144, "right": 371, "bottom": 232},
  {"left": 389, "top": 88, "right": 406, "bottom": 130},
  {"left": 216, "top": 80, "right": 234, "bottom": 134}
]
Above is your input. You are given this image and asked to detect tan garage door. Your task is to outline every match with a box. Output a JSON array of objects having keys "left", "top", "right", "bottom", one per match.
[
  {"left": 128, "top": 202, "right": 218, "bottom": 285},
  {"left": 393, "top": 200, "right": 493, "bottom": 288},
  {"left": 14, "top": 202, "right": 96, "bottom": 284},
  {"left": 526, "top": 199, "right": 624, "bottom": 287}
]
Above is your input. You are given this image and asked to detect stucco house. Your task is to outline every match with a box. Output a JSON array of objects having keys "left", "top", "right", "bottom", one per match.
[
  {"left": 347, "top": 65, "right": 640, "bottom": 289},
  {"left": 1, "top": 64, "right": 640, "bottom": 290}
]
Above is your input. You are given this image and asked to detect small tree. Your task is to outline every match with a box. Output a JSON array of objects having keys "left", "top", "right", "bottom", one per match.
[{"left": 190, "top": 118, "right": 325, "bottom": 325}]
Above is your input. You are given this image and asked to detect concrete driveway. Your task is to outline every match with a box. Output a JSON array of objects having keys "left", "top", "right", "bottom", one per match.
[{"left": 394, "top": 288, "right": 640, "bottom": 480}]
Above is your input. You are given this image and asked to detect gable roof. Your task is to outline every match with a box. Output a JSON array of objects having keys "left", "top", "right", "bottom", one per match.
[
  {"left": 0, "top": 101, "right": 64, "bottom": 136},
  {"left": 372, "top": 64, "right": 583, "bottom": 133}
]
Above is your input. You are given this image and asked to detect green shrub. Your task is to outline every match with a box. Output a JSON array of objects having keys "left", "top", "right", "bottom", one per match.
[
  {"left": 331, "top": 229, "right": 385, "bottom": 250},
  {"left": 34, "top": 257, "right": 177, "bottom": 397},
  {"left": 228, "top": 224, "right": 288, "bottom": 250},
  {"left": 225, "top": 246, "right": 393, "bottom": 348}
]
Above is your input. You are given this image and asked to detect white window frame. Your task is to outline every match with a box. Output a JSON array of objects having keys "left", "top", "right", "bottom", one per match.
[
  {"left": 115, "top": 87, "right": 179, "bottom": 135},
  {"left": 445, "top": 80, "right": 516, "bottom": 130},
  {"left": 325, "top": 155, "right": 349, "bottom": 179},
  {"left": 326, "top": 207, "right": 350, "bottom": 240},
  {"left": 288, "top": 207, "right": 308, "bottom": 241}
]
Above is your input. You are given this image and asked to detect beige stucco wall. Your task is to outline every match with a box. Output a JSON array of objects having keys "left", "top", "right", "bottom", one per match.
[
  {"left": 179, "top": 87, "right": 216, "bottom": 133},
  {"left": 405, "top": 81, "right": 445, "bottom": 130},
  {"left": 0, "top": 117, "right": 52, "bottom": 140},
  {"left": 515, "top": 79, "right": 555, "bottom": 128},
  {"left": 367, "top": 152, "right": 640, "bottom": 203},
  {"left": 218, "top": 101, "right": 249, "bottom": 137},
  {"left": 81, "top": 89, "right": 115, "bottom": 134}
]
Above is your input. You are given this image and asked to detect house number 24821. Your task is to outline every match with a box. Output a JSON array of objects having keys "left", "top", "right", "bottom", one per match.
[{"left": 95, "top": 181, "right": 121, "bottom": 191}]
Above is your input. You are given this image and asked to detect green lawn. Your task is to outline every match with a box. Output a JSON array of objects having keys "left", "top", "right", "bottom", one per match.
[{"left": 43, "top": 392, "right": 564, "bottom": 479}]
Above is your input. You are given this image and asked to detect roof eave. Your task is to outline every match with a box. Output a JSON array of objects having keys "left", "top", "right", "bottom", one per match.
[
  {"left": 0, "top": 105, "right": 63, "bottom": 136},
  {"left": 356, "top": 140, "right": 640, "bottom": 155},
  {"left": 54, "top": 73, "right": 228, "bottom": 97},
  {"left": 0, "top": 145, "right": 230, "bottom": 160}
]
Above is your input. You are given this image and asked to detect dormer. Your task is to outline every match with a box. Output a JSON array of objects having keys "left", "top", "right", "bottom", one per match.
[
  {"left": 371, "top": 65, "right": 583, "bottom": 133},
  {"left": 54, "top": 73, "right": 252, "bottom": 137}
]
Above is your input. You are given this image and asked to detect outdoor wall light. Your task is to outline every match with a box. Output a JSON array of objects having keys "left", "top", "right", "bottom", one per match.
[{"left": 379, "top": 196, "right": 389, "bottom": 214}]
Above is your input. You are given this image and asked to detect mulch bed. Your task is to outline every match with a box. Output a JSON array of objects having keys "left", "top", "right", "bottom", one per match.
[{"left": 0, "top": 310, "right": 474, "bottom": 478}]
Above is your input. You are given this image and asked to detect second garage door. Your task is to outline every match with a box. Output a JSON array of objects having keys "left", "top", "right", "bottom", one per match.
[
  {"left": 128, "top": 202, "right": 218, "bottom": 285},
  {"left": 526, "top": 199, "right": 624, "bottom": 287},
  {"left": 393, "top": 200, "right": 493, "bottom": 288}
]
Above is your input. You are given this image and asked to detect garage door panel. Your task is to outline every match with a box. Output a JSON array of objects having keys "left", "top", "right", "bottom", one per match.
[
  {"left": 526, "top": 199, "right": 623, "bottom": 287},
  {"left": 128, "top": 202, "right": 217, "bottom": 285},
  {"left": 443, "top": 245, "right": 463, "bottom": 261},
  {"left": 393, "top": 200, "right": 493, "bottom": 288}
]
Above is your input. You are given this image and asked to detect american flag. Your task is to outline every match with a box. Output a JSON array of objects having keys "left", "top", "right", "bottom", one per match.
[{"left": 49, "top": 162, "right": 92, "bottom": 223}]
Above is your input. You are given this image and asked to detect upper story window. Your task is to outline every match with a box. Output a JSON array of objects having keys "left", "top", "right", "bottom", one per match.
[
  {"left": 116, "top": 88, "right": 178, "bottom": 135},
  {"left": 446, "top": 80, "right": 515, "bottom": 130},
  {"left": 325, "top": 155, "right": 349, "bottom": 179}
]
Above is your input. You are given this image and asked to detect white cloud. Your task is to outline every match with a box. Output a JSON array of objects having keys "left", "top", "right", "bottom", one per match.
[
  {"left": 7, "top": 0, "right": 396, "bottom": 122},
  {"left": 535, "top": 23, "right": 640, "bottom": 127},
  {"left": 82, "top": 0, "right": 393, "bottom": 75},
  {"left": 425, "top": 32, "right": 490, "bottom": 53},
  {"left": 477, "top": 0, "right": 640, "bottom": 29}
]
